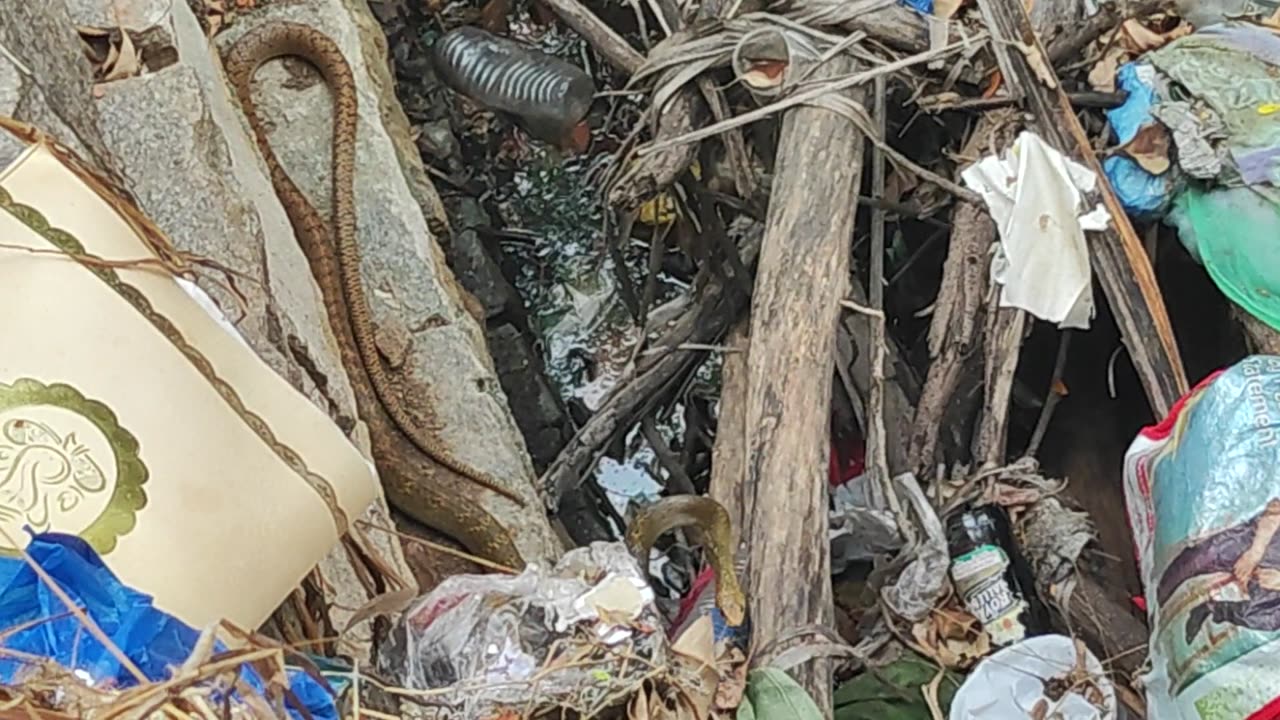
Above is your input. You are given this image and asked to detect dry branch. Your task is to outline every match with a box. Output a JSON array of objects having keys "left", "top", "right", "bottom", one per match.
[{"left": 908, "top": 112, "right": 1017, "bottom": 473}]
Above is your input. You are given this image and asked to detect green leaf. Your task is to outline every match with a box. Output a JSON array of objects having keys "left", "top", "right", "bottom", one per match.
[
  {"left": 833, "top": 652, "right": 964, "bottom": 720},
  {"left": 743, "top": 668, "right": 825, "bottom": 720},
  {"left": 737, "top": 697, "right": 757, "bottom": 720}
]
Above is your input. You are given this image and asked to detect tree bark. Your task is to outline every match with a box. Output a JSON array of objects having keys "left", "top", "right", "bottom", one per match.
[{"left": 741, "top": 55, "right": 865, "bottom": 717}]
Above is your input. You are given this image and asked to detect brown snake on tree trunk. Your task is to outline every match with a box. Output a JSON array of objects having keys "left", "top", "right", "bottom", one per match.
[{"left": 222, "top": 22, "right": 529, "bottom": 566}]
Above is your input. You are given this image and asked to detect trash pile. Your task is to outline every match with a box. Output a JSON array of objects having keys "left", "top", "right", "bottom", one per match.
[{"left": 3, "top": 0, "right": 1280, "bottom": 717}]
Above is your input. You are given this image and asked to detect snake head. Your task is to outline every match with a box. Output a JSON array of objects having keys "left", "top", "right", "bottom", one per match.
[{"left": 718, "top": 590, "right": 747, "bottom": 627}]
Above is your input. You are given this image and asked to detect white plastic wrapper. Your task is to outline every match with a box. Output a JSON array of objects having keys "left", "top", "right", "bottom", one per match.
[
  {"left": 961, "top": 131, "right": 1111, "bottom": 329},
  {"left": 376, "top": 542, "right": 668, "bottom": 714},
  {"left": 949, "top": 634, "right": 1115, "bottom": 719}
]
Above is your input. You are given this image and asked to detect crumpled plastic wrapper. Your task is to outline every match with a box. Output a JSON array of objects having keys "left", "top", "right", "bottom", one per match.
[
  {"left": 949, "top": 634, "right": 1115, "bottom": 719},
  {"left": 376, "top": 542, "right": 667, "bottom": 715},
  {"left": 1017, "top": 496, "right": 1096, "bottom": 605},
  {"left": 830, "top": 474, "right": 905, "bottom": 576},
  {"left": 1151, "top": 100, "right": 1227, "bottom": 181},
  {"left": 882, "top": 474, "right": 951, "bottom": 623}
]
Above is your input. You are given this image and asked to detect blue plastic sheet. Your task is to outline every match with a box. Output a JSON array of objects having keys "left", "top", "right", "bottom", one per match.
[
  {"left": 899, "top": 0, "right": 934, "bottom": 17},
  {"left": 0, "top": 532, "right": 336, "bottom": 720},
  {"left": 1103, "top": 62, "right": 1174, "bottom": 217}
]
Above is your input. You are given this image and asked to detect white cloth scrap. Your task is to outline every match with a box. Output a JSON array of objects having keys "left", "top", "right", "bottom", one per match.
[{"left": 961, "top": 131, "right": 1112, "bottom": 329}]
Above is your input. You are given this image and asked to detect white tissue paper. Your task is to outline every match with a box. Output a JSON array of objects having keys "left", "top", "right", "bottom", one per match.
[{"left": 961, "top": 131, "right": 1112, "bottom": 329}]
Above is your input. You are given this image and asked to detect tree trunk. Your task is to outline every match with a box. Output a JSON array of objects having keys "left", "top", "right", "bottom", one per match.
[{"left": 741, "top": 55, "right": 866, "bottom": 717}]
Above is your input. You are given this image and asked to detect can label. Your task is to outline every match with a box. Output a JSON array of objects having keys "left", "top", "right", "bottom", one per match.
[{"left": 950, "top": 544, "right": 1027, "bottom": 646}]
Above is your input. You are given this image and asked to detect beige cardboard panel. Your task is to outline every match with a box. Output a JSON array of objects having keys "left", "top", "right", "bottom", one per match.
[{"left": 0, "top": 141, "right": 377, "bottom": 629}]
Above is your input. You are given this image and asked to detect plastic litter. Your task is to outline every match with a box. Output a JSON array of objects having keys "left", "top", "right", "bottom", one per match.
[
  {"left": 1167, "top": 184, "right": 1280, "bottom": 330},
  {"left": 899, "top": 0, "right": 934, "bottom": 15},
  {"left": 1147, "top": 23, "right": 1280, "bottom": 187},
  {"left": 948, "top": 634, "right": 1116, "bottom": 719},
  {"left": 0, "top": 531, "right": 335, "bottom": 720},
  {"left": 669, "top": 564, "right": 751, "bottom": 648},
  {"left": 961, "top": 130, "right": 1110, "bottom": 330},
  {"left": 1124, "top": 356, "right": 1280, "bottom": 719},
  {"left": 1104, "top": 62, "right": 1177, "bottom": 217},
  {"left": 376, "top": 542, "right": 667, "bottom": 715}
]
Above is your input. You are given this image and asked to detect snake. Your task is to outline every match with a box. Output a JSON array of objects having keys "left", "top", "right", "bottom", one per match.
[
  {"left": 222, "top": 22, "right": 530, "bottom": 566},
  {"left": 625, "top": 495, "right": 747, "bottom": 627}
]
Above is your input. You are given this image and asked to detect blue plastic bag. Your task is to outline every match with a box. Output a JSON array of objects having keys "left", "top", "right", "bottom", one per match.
[
  {"left": 1103, "top": 62, "right": 1175, "bottom": 217},
  {"left": 898, "top": 0, "right": 934, "bottom": 16},
  {"left": 0, "top": 532, "right": 336, "bottom": 720}
]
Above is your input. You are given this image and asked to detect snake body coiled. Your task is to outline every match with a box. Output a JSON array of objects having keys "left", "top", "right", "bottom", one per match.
[{"left": 222, "top": 22, "right": 528, "bottom": 566}]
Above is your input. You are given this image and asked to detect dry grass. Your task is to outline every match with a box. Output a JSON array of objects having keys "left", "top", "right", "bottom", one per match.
[{"left": 0, "top": 620, "right": 334, "bottom": 720}]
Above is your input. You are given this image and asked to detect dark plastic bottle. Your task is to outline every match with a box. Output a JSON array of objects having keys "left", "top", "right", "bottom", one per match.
[
  {"left": 430, "top": 26, "right": 596, "bottom": 151},
  {"left": 946, "top": 504, "right": 1048, "bottom": 647}
]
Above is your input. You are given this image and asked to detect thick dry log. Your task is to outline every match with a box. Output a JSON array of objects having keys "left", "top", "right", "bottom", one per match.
[
  {"left": 973, "top": 304, "right": 1028, "bottom": 466},
  {"left": 1057, "top": 574, "right": 1149, "bottom": 679},
  {"left": 908, "top": 112, "right": 1016, "bottom": 473},
  {"left": 975, "top": 0, "right": 1188, "bottom": 417},
  {"left": 741, "top": 55, "right": 865, "bottom": 717}
]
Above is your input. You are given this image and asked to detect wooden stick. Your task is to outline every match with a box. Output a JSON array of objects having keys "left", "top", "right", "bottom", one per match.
[
  {"left": 710, "top": 319, "right": 752, "bottom": 562},
  {"left": 741, "top": 54, "right": 865, "bottom": 718},
  {"left": 909, "top": 112, "right": 1014, "bottom": 472},
  {"left": 865, "top": 75, "right": 894, "bottom": 511},
  {"left": 973, "top": 303, "right": 1028, "bottom": 467}
]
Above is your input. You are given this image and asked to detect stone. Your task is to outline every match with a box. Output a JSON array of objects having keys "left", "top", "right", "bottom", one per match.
[
  {"left": 212, "top": 0, "right": 562, "bottom": 565},
  {"left": 488, "top": 323, "right": 574, "bottom": 470},
  {"left": 0, "top": 0, "right": 114, "bottom": 165},
  {"left": 0, "top": 0, "right": 561, "bottom": 660}
]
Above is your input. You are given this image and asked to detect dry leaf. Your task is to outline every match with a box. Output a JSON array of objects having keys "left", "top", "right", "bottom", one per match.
[
  {"left": 203, "top": 0, "right": 227, "bottom": 37},
  {"left": 1119, "top": 18, "right": 1192, "bottom": 52},
  {"left": 742, "top": 60, "right": 788, "bottom": 89},
  {"left": 671, "top": 616, "right": 720, "bottom": 718},
  {"left": 1087, "top": 47, "right": 1125, "bottom": 92},
  {"left": 912, "top": 603, "right": 990, "bottom": 669},
  {"left": 1120, "top": 19, "right": 1168, "bottom": 52},
  {"left": 630, "top": 691, "right": 652, "bottom": 720},
  {"left": 933, "top": 0, "right": 963, "bottom": 19},
  {"left": 1119, "top": 123, "right": 1172, "bottom": 175},
  {"left": 884, "top": 170, "right": 918, "bottom": 205},
  {"left": 713, "top": 648, "right": 749, "bottom": 712},
  {"left": 98, "top": 29, "right": 141, "bottom": 82},
  {"left": 924, "top": 668, "right": 947, "bottom": 720}
]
